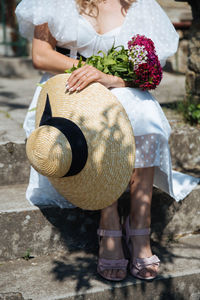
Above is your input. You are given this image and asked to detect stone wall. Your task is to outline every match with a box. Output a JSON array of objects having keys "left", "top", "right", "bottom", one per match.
[
  {"left": 157, "top": 0, "right": 189, "bottom": 8},
  {"left": 185, "top": 0, "right": 200, "bottom": 104},
  {"left": 157, "top": 0, "right": 192, "bottom": 74},
  {"left": 186, "top": 25, "right": 200, "bottom": 103},
  {"left": 166, "top": 28, "right": 190, "bottom": 74},
  {"left": 160, "top": 1, "right": 200, "bottom": 104}
]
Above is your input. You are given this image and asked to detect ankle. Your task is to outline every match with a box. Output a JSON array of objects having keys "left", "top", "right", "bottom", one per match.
[
  {"left": 129, "top": 215, "right": 151, "bottom": 229},
  {"left": 99, "top": 221, "right": 121, "bottom": 231},
  {"left": 130, "top": 235, "right": 152, "bottom": 259},
  {"left": 99, "top": 215, "right": 121, "bottom": 230},
  {"left": 99, "top": 235, "right": 124, "bottom": 260}
]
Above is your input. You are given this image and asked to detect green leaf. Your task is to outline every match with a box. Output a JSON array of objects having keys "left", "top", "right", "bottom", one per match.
[
  {"left": 103, "top": 66, "right": 109, "bottom": 73},
  {"left": 28, "top": 107, "right": 36, "bottom": 112},
  {"left": 97, "top": 60, "right": 104, "bottom": 71},
  {"left": 104, "top": 57, "right": 116, "bottom": 66},
  {"left": 97, "top": 50, "right": 106, "bottom": 58},
  {"left": 36, "top": 83, "right": 44, "bottom": 87},
  {"left": 116, "top": 54, "right": 129, "bottom": 60},
  {"left": 77, "top": 56, "right": 83, "bottom": 68},
  {"left": 112, "top": 65, "right": 127, "bottom": 72},
  {"left": 65, "top": 64, "right": 77, "bottom": 73},
  {"left": 64, "top": 69, "right": 72, "bottom": 73}
]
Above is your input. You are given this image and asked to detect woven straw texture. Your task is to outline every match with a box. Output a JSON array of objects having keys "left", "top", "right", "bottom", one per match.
[
  {"left": 26, "top": 125, "right": 72, "bottom": 177},
  {"left": 29, "top": 73, "right": 135, "bottom": 210}
]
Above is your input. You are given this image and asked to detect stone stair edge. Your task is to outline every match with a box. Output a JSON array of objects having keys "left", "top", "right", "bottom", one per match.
[
  {"left": 0, "top": 182, "right": 199, "bottom": 261},
  {"left": 0, "top": 234, "right": 200, "bottom": 300}
]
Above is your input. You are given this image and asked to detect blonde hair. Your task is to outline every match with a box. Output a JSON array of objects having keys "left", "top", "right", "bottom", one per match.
[{"left": 76, "top": 0, "right": 136, "bottom": 17}]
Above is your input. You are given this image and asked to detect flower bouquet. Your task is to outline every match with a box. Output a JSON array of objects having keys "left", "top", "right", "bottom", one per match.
[{"left": 66, "top": 34, "right": 163, "bottom": 91}]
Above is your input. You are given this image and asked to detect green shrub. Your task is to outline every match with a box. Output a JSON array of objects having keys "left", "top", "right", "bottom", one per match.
[{"left": 179, "top": 98, "right": 200, "bottom": 126}]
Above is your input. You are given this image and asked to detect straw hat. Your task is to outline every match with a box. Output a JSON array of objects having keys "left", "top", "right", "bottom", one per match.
[{"left": 26, "top": 73, "right": 135, "bottom": 210}]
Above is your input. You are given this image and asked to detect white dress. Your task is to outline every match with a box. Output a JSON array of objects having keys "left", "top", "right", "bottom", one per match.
[{"left": 16, "top": 0, "right": 200, "bottom": 208}]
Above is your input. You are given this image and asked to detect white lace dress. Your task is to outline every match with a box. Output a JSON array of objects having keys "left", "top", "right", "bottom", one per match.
[{"left": 16, "top": 0, "right": 199, "bottom": 208}]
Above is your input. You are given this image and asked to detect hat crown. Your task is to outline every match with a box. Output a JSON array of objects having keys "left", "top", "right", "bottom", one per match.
[
  {"left": 26, "top": 125, "right": 72, "bottom": 178},
  {"left": 26, "top": 93, "right": 89, "bottom": 178}
]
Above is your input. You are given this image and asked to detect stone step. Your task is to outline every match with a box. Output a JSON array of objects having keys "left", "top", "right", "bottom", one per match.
[
  {"left": 0, "top": 57, "right": 41, "bottom": 78},
  {"left": 0, "top": 233, "right": 199, "bottom": 300},
  {"left": 0, "top": 183, "right": 199, "bottom": 261},
  {"left": 0, "top": 142, "right": 29, "bottom": 185},
  {"left": 1, "top": 115, "right": 200, "bottom": 186}
]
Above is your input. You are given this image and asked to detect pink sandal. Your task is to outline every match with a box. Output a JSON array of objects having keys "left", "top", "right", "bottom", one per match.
[
  {"left": 97, "top": 229, "right": 128, "bottom": 281},
  {"left": 125, "top": 217, "right": 160, "bottom": 281}
]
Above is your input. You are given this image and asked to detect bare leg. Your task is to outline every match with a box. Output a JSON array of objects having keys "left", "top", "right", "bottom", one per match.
[
  {"left": 129, "top": 167, "right": 158, "bottom": 278},
  {"left": 99, "top": 201, "right": 126, "bottom": 280}
]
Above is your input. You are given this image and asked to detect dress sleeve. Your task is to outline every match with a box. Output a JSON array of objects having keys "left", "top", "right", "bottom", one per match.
[
  {"left": 117, "top": 0, "right": 179, "bottom": 67},
  {"left": 15, "top": 0, "right": 79, "bottom": 43}
]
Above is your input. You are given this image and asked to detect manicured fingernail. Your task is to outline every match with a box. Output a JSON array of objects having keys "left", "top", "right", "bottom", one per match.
[
  {"left": 69, "top": 87, "right": 74, "bottom": 92},
  {"left": 76, "top": 87, "right": 80, "bottom": 91},
  {"left": 66, "top": 84, "right": 69, "bottom": 89}
]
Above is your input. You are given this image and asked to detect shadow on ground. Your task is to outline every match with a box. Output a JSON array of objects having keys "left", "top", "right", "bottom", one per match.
[
  {"left": 160, "top": 101, "right": 182, "bottom": 111},
  {"left": 0, "top": 91, "right": 18, "bottom": 99},
  {"left": 0, "top": 100, "right": 28, "bottom": 109},
  {"left": 37, "top": 189, "right": 199, "bottom": 299},
  {"left": 30, "top": 92, "right": 198, "bottom": 298}
]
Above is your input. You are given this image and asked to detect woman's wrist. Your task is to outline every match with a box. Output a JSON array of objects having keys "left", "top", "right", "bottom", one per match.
[
  {"left": 106, "top": 74, "right": 126, "bottom": 88},
  {"left": 107, "top": 74, "right": 137, "bottom": 89}
]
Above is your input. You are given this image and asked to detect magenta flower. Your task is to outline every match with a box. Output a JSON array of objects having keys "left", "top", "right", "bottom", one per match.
[{"left": 128, "top": 34, "right": 163, "bottom": 90}]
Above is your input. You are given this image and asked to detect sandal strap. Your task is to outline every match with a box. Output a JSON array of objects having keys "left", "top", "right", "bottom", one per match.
[
  {"left": 97, "top": 229, "right": 122, "bottom": 237},
  {"left": 134, "top": 255, "right": 160, "bottom": 270},
  {"left": 98, "top": 258, "right": 128, "bottom": 271},
  {"left": 129, "top": 228, "right": 151, "bottom": 236}
]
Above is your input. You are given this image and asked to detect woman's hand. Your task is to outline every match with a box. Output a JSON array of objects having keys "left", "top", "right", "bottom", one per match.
[{"left": 66, "top": 65, "right": 126, "bottom": 91}]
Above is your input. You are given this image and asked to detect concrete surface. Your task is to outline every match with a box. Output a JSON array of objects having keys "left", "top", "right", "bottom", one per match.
[
  {"left": 0, "top": 142, "right": 30, "bottom": 185},
  {"left": 167, "top": 109, "right": 200, "bottom": 174},
  {"left": 0, "top": 183, "right": 199, "bottom": 261},
  {"left": 0, "top": 234, "right": 199, "bottom": 300},
  {"left": 0, "top": 57, "right": 41, "bottom": 78},
  {"left": 0, "top": 75, "right": 40, "bottom": 143}
]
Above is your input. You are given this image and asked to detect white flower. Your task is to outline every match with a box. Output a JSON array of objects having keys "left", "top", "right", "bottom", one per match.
[{"left": 128, "top": 45, "right": 148, "bottom": 70}]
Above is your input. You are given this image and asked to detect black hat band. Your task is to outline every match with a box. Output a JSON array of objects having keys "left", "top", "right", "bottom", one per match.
[{"left": 39, "top": 94, "right": 88, "bottom": 177}]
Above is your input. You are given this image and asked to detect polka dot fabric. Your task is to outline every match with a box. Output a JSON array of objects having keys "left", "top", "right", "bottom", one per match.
[{"left": 135, "top": 134, "right": 160, "bottom": 168}]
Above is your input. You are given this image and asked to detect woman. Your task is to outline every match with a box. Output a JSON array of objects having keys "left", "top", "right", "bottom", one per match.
[{"left": 16, "top": 0, "right": 199, "bottom": 282}]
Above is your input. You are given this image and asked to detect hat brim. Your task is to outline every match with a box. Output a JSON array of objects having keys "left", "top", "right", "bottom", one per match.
[{"left": 33, "top": 74, "right": 135, "bottom": 210}]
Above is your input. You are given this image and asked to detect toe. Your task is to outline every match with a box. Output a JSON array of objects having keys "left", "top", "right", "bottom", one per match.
[
  {"left": 101, "top": 269, "right": 126, "bottom": 280},
  {"left": 103, "top": 270, "right": 109, "bottom": 279},
  {"left": 139, "top": 268, "right": 152, "bottom": 278},
  {"left": 111, "top": 269, "right": 126, "bottom": 280},
  {"left": 139, "top": 266, "right": 158, "bottom": 279},
  {"left": 106, "top": 269, "right": 112, "bottom": 279},
  {"left": 111, "top": 269, "right": 118, "bottom": 279},
  {"left": 117, "top": 269, "right": 126, "bottom": 279}
]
